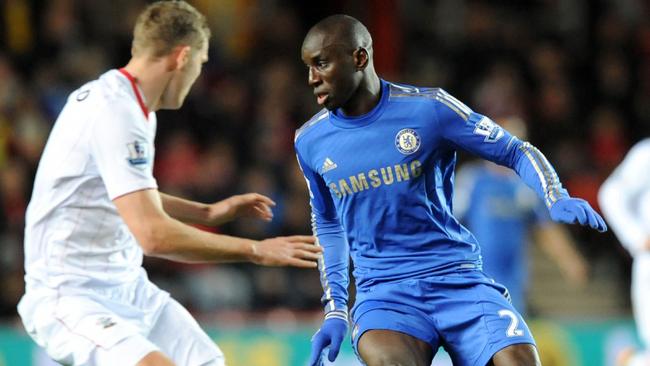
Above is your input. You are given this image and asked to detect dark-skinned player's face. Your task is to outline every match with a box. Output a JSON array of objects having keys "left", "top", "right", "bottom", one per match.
[{"left": 301, "top": 33, "right": 362, "bottom": 111}]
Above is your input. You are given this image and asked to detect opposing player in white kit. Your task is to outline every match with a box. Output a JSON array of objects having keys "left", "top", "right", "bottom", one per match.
[
  {"left": 17, "top": 2, "right": 321, "bottom": 366},
  {"left": 599, "top": 138, "right": 650, "bottom": 366}
]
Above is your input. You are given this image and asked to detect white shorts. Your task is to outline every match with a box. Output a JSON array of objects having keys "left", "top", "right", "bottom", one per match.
[{"left": 18, "top": 271, "right": 224, "bottom": 366}]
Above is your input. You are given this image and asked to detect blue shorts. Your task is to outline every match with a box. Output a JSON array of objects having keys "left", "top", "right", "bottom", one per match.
[{"left": 350, "top": 270, "right": 535, "bottom": 366}]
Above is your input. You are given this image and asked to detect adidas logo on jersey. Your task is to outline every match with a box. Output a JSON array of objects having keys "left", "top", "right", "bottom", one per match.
[{"left": 322, "top": 157, "right": 338, "bottom": 173}]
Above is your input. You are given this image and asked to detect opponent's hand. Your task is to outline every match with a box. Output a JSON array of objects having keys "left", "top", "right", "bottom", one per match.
[
  {"left": 208, "top": 193, "right": 275, "bottom": 225},
  {"left": 251, "top": 235, "right": 321, "bottom": 268},
  {"left": 308, "top": 318, "right": 348, "bottom": 366},
  {"left": 549, "top": 198, "right": 607, "bottom": 232}
]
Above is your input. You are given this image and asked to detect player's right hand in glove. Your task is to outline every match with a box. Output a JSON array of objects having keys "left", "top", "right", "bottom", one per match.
[{"left": 308, "top": 317, "right": 348, "bottom": 366}]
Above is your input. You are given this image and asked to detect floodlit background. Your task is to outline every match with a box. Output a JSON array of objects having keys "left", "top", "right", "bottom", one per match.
[{"left": 0, "top": 0, "right": 647, "bottom": 365}]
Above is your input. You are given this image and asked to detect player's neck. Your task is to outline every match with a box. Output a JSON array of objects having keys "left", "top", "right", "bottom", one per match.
[
  {"left": 341, "top": 73, "right": 381, "bottom": 117},
  {"left": 121, "top": 58, "right": 170, "bottom": 112}
]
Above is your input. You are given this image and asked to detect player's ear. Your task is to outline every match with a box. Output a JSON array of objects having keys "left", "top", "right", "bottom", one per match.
[
  {"left": 353, "top": 47, "right": 369, "bottom": 70},
  {"left": 167, "top": 45, "right": 191, "bottom": 71}
]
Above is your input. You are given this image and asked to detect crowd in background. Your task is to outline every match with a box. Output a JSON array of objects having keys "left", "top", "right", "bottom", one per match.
[{"left": 0, "top": 0, "right": 647, "bottom": 324}]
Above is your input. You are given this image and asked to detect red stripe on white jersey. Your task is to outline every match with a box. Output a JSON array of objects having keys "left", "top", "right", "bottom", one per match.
[{"left": 118, "top": 68, "right": 149, "bottom": 119}]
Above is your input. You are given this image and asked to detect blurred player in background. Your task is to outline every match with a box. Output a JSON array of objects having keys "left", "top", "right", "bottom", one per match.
[
  {"left": 599, "top": 138, "right": 650, "bottom": 366},
  {"left": 454, "top": 116, "right": 588, "bottom": 314},
  {"left": 295, "top": 14, "right": 607, "bottom": 366},
  {"left": 17, "top": 2, "right": 320, "bottom": 366}
]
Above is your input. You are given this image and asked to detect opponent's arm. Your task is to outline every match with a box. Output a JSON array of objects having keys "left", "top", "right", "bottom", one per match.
[
  {"left": 160, "top": 192, "right": 274, "bottom": 226},
  {"left": 89, "top": 102, "right": 318, "bottom": 267},
  {"left": 296, "top": 149, "right": 349, "bottom": 366},
  {"left": 434, "top": 93, "right": 606, "bottom": 232},
  {"left": 598, "top": 140, "right": 650, "bottom": 255},
  {"left": 114, "top": 188, "right": 320, "bottom": 266}
]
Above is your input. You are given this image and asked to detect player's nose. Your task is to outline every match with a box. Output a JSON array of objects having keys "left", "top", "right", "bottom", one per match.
[{"left": 308, "top": 67, "right": 321, "bottom": 87}]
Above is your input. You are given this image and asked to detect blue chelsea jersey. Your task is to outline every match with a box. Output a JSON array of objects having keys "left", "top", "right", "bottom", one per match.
[{"left": 295, "top": 80, "right": 568, "bottom": 316}]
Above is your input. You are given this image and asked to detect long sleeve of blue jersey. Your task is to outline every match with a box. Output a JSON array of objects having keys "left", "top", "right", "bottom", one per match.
[
  {"left": 433, "top": 92, "right": 569, "bottom": 209},
  {"left": 295, "top": 151, "right": 350, "bottom": 322}
]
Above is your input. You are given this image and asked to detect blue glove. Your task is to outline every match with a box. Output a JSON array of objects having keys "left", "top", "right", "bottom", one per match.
[
  {"left": 308, "top": 317, "right": 348, "bottom": 366},
  {"left": 549, "top": 197, "right": 607, "bottom": 232}
]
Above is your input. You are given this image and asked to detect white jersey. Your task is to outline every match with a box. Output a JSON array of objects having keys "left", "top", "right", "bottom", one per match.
[
  {"left": 598, "top": 138, "right": 650, "bottom": 256},
  {"left": 600, "top": 140, "right": 650, "bottom": 356},
  {"left": 24, "top": 69, "right": 158, "bottom": 290}
]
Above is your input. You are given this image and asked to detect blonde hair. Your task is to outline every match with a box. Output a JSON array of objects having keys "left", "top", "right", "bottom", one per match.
[{"left": 132, "top": 1, "right": 210, "bottom": 58}]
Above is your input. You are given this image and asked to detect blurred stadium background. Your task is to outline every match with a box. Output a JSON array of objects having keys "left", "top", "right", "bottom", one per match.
[{"left": 0, "top": 0, "right": 647, "bottom": 365}]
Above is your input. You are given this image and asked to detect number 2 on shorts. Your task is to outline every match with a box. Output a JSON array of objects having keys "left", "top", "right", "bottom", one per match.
[{"left": 498, "top": 309, "right": 524, "bottom": 337}]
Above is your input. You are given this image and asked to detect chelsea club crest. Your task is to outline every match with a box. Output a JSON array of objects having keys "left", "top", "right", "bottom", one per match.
[{"left": 395, "top": 128, "right": 421, "bottom": 155}]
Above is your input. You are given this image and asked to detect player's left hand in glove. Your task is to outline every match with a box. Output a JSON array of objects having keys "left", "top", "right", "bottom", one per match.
[
  {"left": 308, "top": 317, "right": 348, "bottom": 366},
  {"left": 549, "top": 197, "right": 607, "bottom": 232}
]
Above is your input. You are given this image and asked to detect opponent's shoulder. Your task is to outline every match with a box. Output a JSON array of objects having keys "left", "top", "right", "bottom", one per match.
[
  {"left": 92, "top": 70, "right": 151, "bottom": 124},
  {"left": 96, "top": 70, "right": 138, "bottom": 106},
  {"left": 66, "top": 70, "right": 132, "bottom": 112},
  {"left": 294, "top": 108, "right": 330, "bottom": 144}
]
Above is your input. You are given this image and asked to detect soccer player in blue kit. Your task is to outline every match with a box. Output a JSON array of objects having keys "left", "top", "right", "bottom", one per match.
[{"left": 295, "top": 15, "right": 607, "bottom": 366}]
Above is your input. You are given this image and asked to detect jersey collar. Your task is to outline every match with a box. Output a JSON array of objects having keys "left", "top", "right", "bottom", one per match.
[
  {"left": 329, "top": 79, "right": 389, "bottom": 129},
  {"left": 118, "top": 68, "right": 149, "bottom": 119}
]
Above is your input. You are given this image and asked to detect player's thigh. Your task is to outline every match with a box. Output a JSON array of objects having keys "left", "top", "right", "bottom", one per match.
[
  {"left": 351, "top": 285, "right": 438, "bottom": 366},
  {"left": 358, "top": 329, "right": 433, "bottom": 366},
  {"left": 87, "top": 332, "right": 163, "bottom": 366},
  {"left": 430, "top": 276, "right": 536, "bottom": 366},
  {"left": 489, "top": 344, "right": 541, "bottom": 366},
  {"left": 19, "top": 293, "right": 156, "bottom": 366},
  {"left": 148, "top": 298, "right": 225, "bottom": 366}
]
